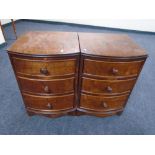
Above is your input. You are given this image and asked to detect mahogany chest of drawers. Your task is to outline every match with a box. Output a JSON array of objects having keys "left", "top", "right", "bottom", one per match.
[{"left": 7, "top": 31, "right": 147, "bottom": 118}]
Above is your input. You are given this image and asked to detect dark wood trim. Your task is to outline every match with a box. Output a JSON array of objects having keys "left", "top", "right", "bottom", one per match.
[
  {"left": 77, "top": 107, "right": 123, "bottom": 115},
  {"left": 21, "top": 90, "right": 74, "bottom": 97},
  {"left": 82, "top": 73, "right": 138, "bottom": 80},
  {"left": 27, "top": 106, "right": 77, "bottom": 115},
  {"left": 81, "top": 53, "right": 148, "bottom": 61},
  {"left": 74, "top": 55, "right": 80, "bottom": 109},
  {"left": 77, "top": 55, "right": 84, "bottom": 109},
  {"left": 15, "top": 73, "right": 76, "bottom": 80},
  {"left": 77, "top": 33, "right": 82, "bottom": 109},
  {"left": 8, "top": 51, "right": 80, "bottom": 58},
  {"left": 81, "top": 90, "right": 130, "bottom": 97}
]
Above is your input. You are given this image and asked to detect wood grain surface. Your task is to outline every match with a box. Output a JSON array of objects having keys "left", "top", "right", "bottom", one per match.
[
  {"left": 78, "top": 33, "right": 147, "bottom": 57},
  {"left": 8, "top": 31, "right": 80, "bottom": 55},
  {"left": 7, "top": 31, "right": 147, "bottom": 118}
]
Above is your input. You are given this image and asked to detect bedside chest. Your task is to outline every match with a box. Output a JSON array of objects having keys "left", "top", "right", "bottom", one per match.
[
  {"left": 78, "top": 33, "right": 147, "bottom": 117},
  {"left": 8, "top": 32, "right": 80, "bottom": 117},
  {"left": 7, "top": 31, "right": 147, "bottom": 118}
]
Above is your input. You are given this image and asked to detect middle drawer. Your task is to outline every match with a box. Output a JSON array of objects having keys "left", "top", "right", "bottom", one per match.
[
  {"left": 82, "top": 77, "right": 136, "bottom": 95},
  {"left": 17, "top": 76, "right": 75, "bottom": 95}
]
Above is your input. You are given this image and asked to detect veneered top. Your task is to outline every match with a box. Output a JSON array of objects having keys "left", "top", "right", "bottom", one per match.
[
  {"left": 8, "top": 31, "right": 80, "bottom": 55},
  {"left": 79, "top": 33, "right": 147, "bottom": 57}
]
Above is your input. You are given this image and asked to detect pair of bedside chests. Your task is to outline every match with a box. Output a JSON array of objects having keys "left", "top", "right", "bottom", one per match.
[{"left": 7, "top": 32, "right": 147, "bottom": 118}]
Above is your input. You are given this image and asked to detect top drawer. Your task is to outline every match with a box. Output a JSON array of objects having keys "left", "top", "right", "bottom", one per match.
[
  {"left": 11, "top": 57, "right": 76, "bottom": 77},
  {"left": 83, "top": 59, "right": 144, "bottom": 78}
]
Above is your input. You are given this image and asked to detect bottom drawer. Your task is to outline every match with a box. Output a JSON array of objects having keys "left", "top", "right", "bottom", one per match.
[
  {"left": 80, "top": 94, "right": 128, "bottom": 111},
  {"left": 23, "top": 93, "right": 74, "bottom": 111}
]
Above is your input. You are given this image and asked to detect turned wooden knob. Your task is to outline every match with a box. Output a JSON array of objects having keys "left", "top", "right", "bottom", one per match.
[
  {"left": 40, "top": 67, "right": 48, "bottom": 75},
  {"left": 107, "top": 86, "right": 112, "bottom": 93},
  {"left": 101, "top": 102, "right": 108, "bottom": 108},
  {"left": 47, "top": 103, "right": 53, "bottom": 109},
  {"left": 44, "top": 86, "right": 50, "bottom": 93},
  {"left": 112, "top": 68, "right": 118, "bottom": 75}
]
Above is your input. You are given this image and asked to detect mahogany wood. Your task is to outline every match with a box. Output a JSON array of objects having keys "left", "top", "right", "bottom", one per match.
[
  {"left": 17, "top": 76, "right": 75, "bottom": 95},
  {"left": 23, "top": 93, "right": 74, "bottom": 111},
  {"left": 80, "top": 93, "right": 128, "bottom": 112},
  {"left": 11, "top": 57, "right": 76, "bottom": 78},
  {"left": 83, "top": 59, "right": 145, "bottom": 79},
  {"left": 8, "top": 32, "right": 79, "bottom": 55},
  {"left": 82, "top": 77, "right": 136, "bottom": 96},
  {"left": 7, "top": 32, "right": 147, "bottom": 118},
  {"left": 78, "top": 33, "right": 147, "bottom": 57}
]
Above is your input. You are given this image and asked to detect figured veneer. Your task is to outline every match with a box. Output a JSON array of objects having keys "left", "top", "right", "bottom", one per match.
[
  {"left": 78, "top": 33, "right": 147, "bottom": 57},
  {"left": 77, "top": 33, "right": 147, "bottom": 116},
  {"left": 83, "top": 59, "right": 145, "bottom": 79},
  {"left": 7, "top": 32, "right": 147, "bottom": 118},
  {"left": 11, "top": 57, "right": 76, "bottom": 78},
  {"left": 8, "top": 32, "right": 80, "bottom": 117},
  {"left": 80, "top": 93, "right": 128, "bottom": 112},
  {"left": 17, "top": 76, "right": 75, "bottom": 95},
  {"left": 82, "top": 77, "right": 136, "bottom": 95},
  {"left": 23, "top": 93, "right": 74, "bottom": 111},
  {"left": 8, "top": 31, "right": 79, "bottom": 55}
]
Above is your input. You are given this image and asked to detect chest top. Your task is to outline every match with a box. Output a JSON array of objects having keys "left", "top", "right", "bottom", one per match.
[
  {"left": 78, "top": 33, "right": 147, "bottom": 58},
  {"left": 8, "top": 31, "right": 147, "bottom": 58},
  {"left": 8, "top": 31, "right": 80, "bottom": 55}
]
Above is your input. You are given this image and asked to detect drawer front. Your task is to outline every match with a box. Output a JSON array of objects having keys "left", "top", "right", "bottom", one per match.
[
  {"left": 83, "top": 59, "right": 144, "bottom": 78},
  {"left": 18, "top": 77, "right": 74, "bottom": 95},
  {"left": 12, "top": 57, "right": 76, "bottom": 77},
  {"left": 80, "top": 94, "right": 128, "bottom": 111},
  {"left": 23, "top": 93, "right": 74, "bottom": 111},
  {"left": 82, "top": 77, "right": 136, "bottom": 95}
]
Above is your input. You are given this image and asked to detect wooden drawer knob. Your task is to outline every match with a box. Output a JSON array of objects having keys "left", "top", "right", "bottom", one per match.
[
  {"left": 112, "top": 68, "right": 118, "bottom": 75},
  {"left": 107, "top": 86, "right": 112, "bottom": 93},
  {"left": 47, "top": 103, "right": 53, "bottom": 109},
  {"left": 44, "top": 86, "right": 50, "bottom": 93},
  {"left": 40, "top": 67, "right": 49, "bottom": 75},
  {"left": 101, "top": 102, "right": 108, "bottom": 108}
]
